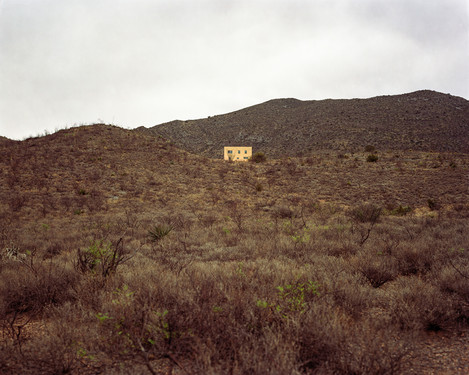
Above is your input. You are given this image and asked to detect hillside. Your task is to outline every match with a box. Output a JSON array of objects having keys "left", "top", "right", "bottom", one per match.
[
  {"left": 1, "top": 124, "right": 467, "bottom": 216},
  {"left": 1, "top": 124, "right": 469, "bottom": 374},
  {"left": 0, "top": 136, "right": 14, "bottom": 145},
  {"left": 140, "top": 90, "right": 469, "bottom": 158}
]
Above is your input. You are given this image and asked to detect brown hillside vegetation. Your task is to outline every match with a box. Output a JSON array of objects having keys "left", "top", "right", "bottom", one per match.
[
  {"left": 140, "top": 90, "right": 469, "bottom": 158},
  {"left": 1, "top": 124, "right": 469, "bottom": 374},
  {"left": 0, "top": 136, "right": 14, "bottom": 145}
]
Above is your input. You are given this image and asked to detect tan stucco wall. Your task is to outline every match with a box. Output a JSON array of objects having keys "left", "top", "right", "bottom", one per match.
[{"left": 224, "top": 146, "right": 252, "bottom": 161}]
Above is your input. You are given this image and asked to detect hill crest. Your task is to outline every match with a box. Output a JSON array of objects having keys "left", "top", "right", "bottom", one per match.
[{"left": 140, "top": 90, "right": 469, "bottom": 157}]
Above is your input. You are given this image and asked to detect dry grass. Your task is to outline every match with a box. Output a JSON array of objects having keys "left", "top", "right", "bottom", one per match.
[{"left": 0, "top": 124, "right": 468, "bottom": 374}]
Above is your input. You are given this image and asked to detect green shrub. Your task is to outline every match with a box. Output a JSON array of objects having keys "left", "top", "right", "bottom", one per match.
[
  {"left": 256, "top": 279, "right": 319, "bottom": 319},
  {"left": 76, "top": 238, "right": 130, "bottom": 278}
]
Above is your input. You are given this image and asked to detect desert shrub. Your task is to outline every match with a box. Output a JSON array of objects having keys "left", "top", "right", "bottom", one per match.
[
  {"left": 86, "top": 189, "right": 107, "bottom": 212},
  {"left": 289, "top": 292, "right": 410, "bottom": 374},
  {"left": 256, "top": 279, "right": 319, "bottom": 319},
  {"left": 348, "top": 203, "right": 382, "bottom": 245},
  {"left": 225, "top": 202, "right": 245, "bottom": 232},
  {"left": 94, "top": 285, "right": 177, "bottom": 367},
  {"left": 327, "top": 274, "right": 376, "bottom": 319},
  {"left": 364, "top": 145, "right": 376, "bottom": 152},
  {"left": 148, "top": 223, "right": 173, "bottom": 243},
  {"left": 437, "top": 248, "right": 469, "bottom": 303},
  {"left": 366, "top": 153, "right": 379, "bottom": 162},
  {"left": 348, "top": 203, "right": 382, "bottom": 224},
  {"left": 43, "top": 242, "right": 65, "bottom": 258},
  {"left": 386, "top": 276, "right": 457, "bottom": 331},
  {"left": 251, "top": 151, "right": 266, "bottom": 163},
  {"left": 18, "top": 306, "right": 82, "bottom": 374},
  {"left": 0, "top": 260, "right": 78, "bottom": 317},
  {"left": 76, "top": 238, "right": 131, "bottom": 278},
  {"left": 392, "top": 244, "right": 436, "bottom": 276},
  {"left": 234, "top": 327, "right": 299, "bottom": 374},
  {"left": 306, "top": 256, "right": 375, "bottom": 318},
  {"left": 389, "top": 204, "right": 412, "bottom": 216},
  {"left": 294, "top": 303, "right": 345, "bottom": 372},
  {"left": 437, "top": 264, "right": 469, "bottom": 302},
  {"left": 355, "top": 251, "right": 398, "bottom": 288},
  {"left": 427, "top": 198, "right": 439, "bottom": 211},
  {"left": 77, "top": 188, "right": 88, "bottom": 195},
  {"left": 324, "top": 239, "right": 360, "bottom": 257},
  {"left": 331, "top": 320, "right": 412, "bottom": 374},
  {"left": 8, "top": 193, "right": 26, "bottom": 212},
  {"left": 272, "top": 205, "right": 295, "bottom": 220},
  {"left": 109, "top": 262, "right": 322, "bottom": 373}
]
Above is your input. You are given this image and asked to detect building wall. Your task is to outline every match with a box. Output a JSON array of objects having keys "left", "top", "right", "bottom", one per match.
[{"left": 224, "top": 146, "right": 252, "bottom": 161}]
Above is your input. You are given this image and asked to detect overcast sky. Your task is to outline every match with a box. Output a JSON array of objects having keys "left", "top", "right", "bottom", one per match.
[{"left": 0, "top": 0, "right": 468, "bottom": 140}]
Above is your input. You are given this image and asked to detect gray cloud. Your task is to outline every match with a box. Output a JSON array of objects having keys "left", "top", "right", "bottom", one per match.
[{"left": 0, "top": 0, "right": 468, "bottom": 139}]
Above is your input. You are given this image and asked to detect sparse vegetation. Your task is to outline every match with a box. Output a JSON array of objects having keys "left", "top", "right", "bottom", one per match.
[{"left": 0, "top": 124, "right": 468, "bottom": 374}]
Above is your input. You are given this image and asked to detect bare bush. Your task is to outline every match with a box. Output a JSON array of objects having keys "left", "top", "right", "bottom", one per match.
[
  {"left": 348, "top": 203, "right": 382, "bottom": 245},
  {"left": 355, "top": 250, "right": 398, "bottom": 288}
]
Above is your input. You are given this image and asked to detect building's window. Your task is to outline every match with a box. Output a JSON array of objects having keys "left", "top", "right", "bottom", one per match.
[
  {"left": 245, "top": 150, "right": 247, "bottom": 154},
  {"left": 238, "top": 150, "right": 241, "bottom": 154},
  {"left": 227, "top": 150, "right": 232, "bottom": 154},
  {"left": 236, "top": 157, "right": 239, "bottom": 159},
  {"left": 244, "top": 157, "right": 248, "bottom": 159}
]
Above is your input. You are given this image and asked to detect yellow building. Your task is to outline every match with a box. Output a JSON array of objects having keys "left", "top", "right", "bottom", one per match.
[{"left": 224, "top": 146, "right": 252, "bottom": 161}]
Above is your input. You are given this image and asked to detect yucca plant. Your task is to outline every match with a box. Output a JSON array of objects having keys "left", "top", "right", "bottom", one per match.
[{"left": 148, "top": 223, "right": 173, "bottom": 243}]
